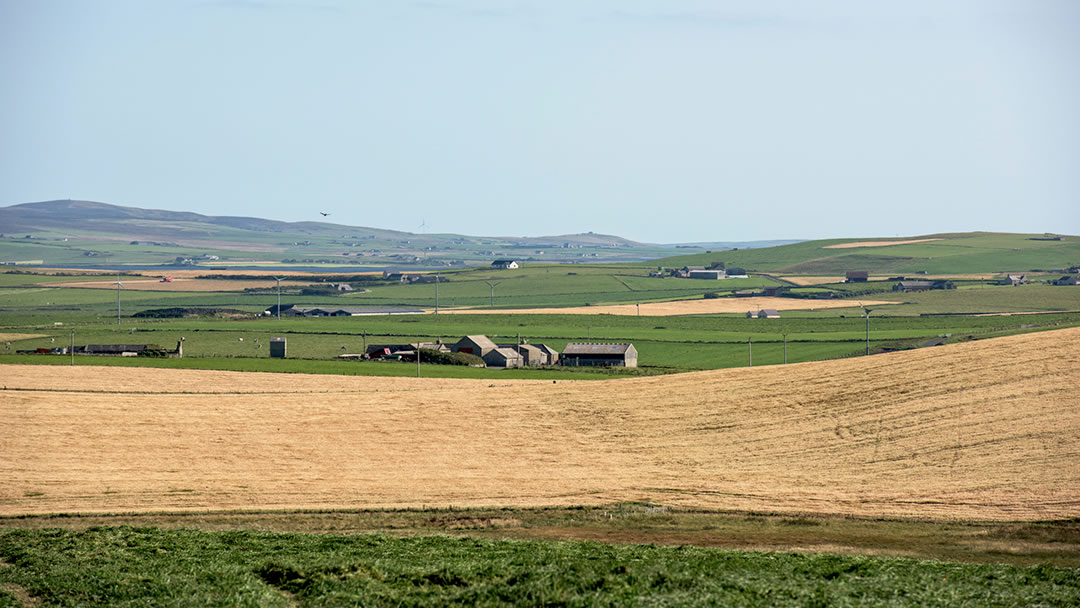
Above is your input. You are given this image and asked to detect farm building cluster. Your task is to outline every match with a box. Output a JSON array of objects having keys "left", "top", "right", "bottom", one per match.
[
  {"left": 264, "top": 305, "right": 425, "bottom": 317},
  {"left": 652, "top": 263, "right": 749, "bottom": 279},
  {"left": 17, "top": 341, "right": 184, "bottom": 357},
  {"left": 355, "top": 335, "right": 638, "bottom": 369}
]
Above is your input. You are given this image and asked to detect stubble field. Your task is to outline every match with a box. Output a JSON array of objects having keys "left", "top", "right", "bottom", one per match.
[{"left": 2, "top": 327, "right": 1077, "bottom": 521}]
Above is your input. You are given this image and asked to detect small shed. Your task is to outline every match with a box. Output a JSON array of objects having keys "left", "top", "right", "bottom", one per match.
[
  {"left": 535, "top": 344, "right": 559, "bottom": 365},
  {"left": 491, "top": 260, "right": 519, "bottom": 269},
  {"left": 269, "top": 337, "right": 287, "bottom": 358},
  {"left": 845, "top": 271, "right": 869, "bottom": 282},
  {"left": 560, "top": 343, "right": 638, "bottom": 368}
]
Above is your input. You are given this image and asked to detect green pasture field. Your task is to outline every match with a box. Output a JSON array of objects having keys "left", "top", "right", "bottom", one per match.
[
  {"left": 1, "top": 265, "right": 1078, "bottom": 378},
  {"left": 342, "top": 264, "right": 778, "bottom": 309},
  {"left": 1, "top": 523, "right": 1077, "bottom": 607},
  {"left": 658, "top": 232, "right": 1080, "bottom": 275},
  {"left": 3, "top": 310, "right": 1079, "bottom": 378}
]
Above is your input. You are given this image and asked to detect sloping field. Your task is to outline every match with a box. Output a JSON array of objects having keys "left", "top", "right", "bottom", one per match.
[
  {"left": 823, "top": 238, "right": 943, "bottom": 249},
  {"left": 0, "top": 334, "right": 46, "bottom": 342},
  {"left": 441, "top": 297, "right": 894, "bottom": 316},
  {"left": 1, "top": 328, "right": 1078, "bottom": 520}
]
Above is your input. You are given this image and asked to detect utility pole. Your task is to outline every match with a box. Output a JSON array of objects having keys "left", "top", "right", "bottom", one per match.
[
  {"left": 70, "top": 328, "right": 74, "bottom": 366},
  {"left": 115, "top": 274, "right": 123, "bottom": 325},
  {"left": 416, "top": 345, "right": 420, "bottom": 377},
  {"left": 636, "top": 303, "right": 640, "bottom": 316},
  {"left": 274, "top": 277, "right": 284, "bottom": 321},
  {"left": 748, "top": 336, "right": 752, "bottom": 367},
  {"left": 864, "top": 308, "right": 872, "bottom": 355},
  {"left": 362, "top": 329, "right": 366, "bottom": 354},
  {"left": 783, "top": 333, "right": 788, "bottom": 364},
  {"left": 435, "top": 274, "right": 440, "bottom": 316}
]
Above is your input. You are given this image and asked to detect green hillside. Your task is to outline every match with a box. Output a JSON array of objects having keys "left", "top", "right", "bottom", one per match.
[
  {"left": 0, "top": 200, "right": 681, "bottom": 267},
  {"left": 655, "top": 232, "right": 1080, "bottom": 275}
]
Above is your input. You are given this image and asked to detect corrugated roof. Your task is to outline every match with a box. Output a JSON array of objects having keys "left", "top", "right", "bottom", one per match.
[
  {"left": 460, "top": 335, "right": 498, "bottom": 350},
  {"left": 562, "top": 343, "right": 634, "bottom": 355},
  {"left": 84, "top": 344, "right": 150, "bottom": 352}
]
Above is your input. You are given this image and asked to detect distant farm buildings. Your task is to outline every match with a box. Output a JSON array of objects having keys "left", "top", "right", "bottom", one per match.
[
  {"left": 362, "top": 334, "right": 563, "bottom": 369},
  {"left": 893, "top": 280, "right": 955, "bottom": 292},
  {"left": 265, "top": 305, "right": 425, "bottom": 317},
  {"left": 1053, "top": 276, "right": 1079, "bottom": 286},
  {"left": 21, "top": 342, "right": 185, "bottom": 357},
  {"left": 746, "top": 309, "right": 781, "bottom": 319},
  {"left": 845, "top": 271, "right": 869, "bottom": 283},
  {"left": 998, "top": 274, "right": 1026, "bottom": 286},
  {"left": 491, "top": 259, "right": 519, "bottom": 269},
  {"left": 667, "top": 264, "right": 746, "bottom": 280}
]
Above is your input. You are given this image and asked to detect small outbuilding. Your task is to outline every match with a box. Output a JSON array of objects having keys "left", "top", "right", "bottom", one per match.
[
  {"left": 998, "top": 274, "right": 1026, "bottom": 286},
  {"left": 491, "top": 259, "right": 519, "bottom": 269},
  {"left": 845, "top": 271, "right": 869, "bottom": 283},
  {"left": 746, "top": 309, "right": 781, "bottom": 319},
  {"left": 483, "top": 347, "right": 522, "bottom": 368},
  {"left": 1053, "top": 276, "right": 1079, "bottom": 286},
  {"left": 269, "top": 337, "right": 287, "bottom": 358}
]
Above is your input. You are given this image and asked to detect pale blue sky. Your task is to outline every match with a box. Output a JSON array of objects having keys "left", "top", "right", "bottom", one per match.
[{"left": 2, "top": 0, "right": 1077, "bottom": 242}]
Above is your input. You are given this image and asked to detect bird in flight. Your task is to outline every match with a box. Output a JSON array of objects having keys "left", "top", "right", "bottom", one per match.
[{"left": 320, "top": 211, "right": 330, "bottom": 217}]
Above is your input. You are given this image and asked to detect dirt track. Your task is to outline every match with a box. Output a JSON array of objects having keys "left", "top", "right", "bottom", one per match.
[{"left": 2, "top": 328, "right": 1078, "bottom": 521}]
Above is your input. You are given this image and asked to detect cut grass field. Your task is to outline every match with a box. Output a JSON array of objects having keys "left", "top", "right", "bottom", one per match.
[
  {"left": 2, "top": 327, "right": 1077, "bottom": 520},
  {"left": 1, "top": 526, "right": 1077, "bottom": 607},
  {"left": 6, "top": 505, "right": 1078, "bottom": 567}
]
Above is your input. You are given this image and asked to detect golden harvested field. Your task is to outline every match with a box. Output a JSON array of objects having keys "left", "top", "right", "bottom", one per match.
[
  {"left": 40, "top": 277, "right": 312, "bottom": 292},
  {"left": 2, "top": 328, "right": 1078, "bottom": 521},
  {"left": 443, "top": 297, "right": 894, "bottom": 316},
  {"left": 823, "top": 238, "right": 943, "bottom": 249}
]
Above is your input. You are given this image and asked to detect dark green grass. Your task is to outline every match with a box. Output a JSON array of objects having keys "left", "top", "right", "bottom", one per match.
[{"left": 1, "top": 527, "right": 1077, "bottom": 607}]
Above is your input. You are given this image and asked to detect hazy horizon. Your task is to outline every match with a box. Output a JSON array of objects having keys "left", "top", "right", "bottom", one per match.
[{"left": 3, "top": 1, "right": 1078, "bottom": 242}]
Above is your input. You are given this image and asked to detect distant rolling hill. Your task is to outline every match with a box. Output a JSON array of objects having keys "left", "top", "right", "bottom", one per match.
[
  {"left": 655, "top": 232, "right": 1080, "bottom": 275},
  {"left": 0, "top": 200, "right": 675, "bottom": 267}
]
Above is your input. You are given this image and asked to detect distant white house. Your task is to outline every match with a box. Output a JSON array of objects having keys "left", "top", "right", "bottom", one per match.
[{"left": 491, "top": 259, "right": 519, "bottom": 269}]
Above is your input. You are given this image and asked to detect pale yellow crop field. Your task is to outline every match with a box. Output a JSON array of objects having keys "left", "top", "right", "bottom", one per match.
[
  {"left": 0, "top": 334, "right": 47, "bottom": 342},
  {"left": 40, "top": 277, "right": 312, "bottom": 292},
  {"left": 441, "top": 297, "right": 894, "bottom": 316},
  {"left": 2, "top": 327, "right": 1077, "bottom": 521}
]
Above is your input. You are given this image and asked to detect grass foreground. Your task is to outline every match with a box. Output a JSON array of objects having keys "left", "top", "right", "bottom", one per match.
[{"left": 1, "top": 521, "right": 1078, "bottom": 607}]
